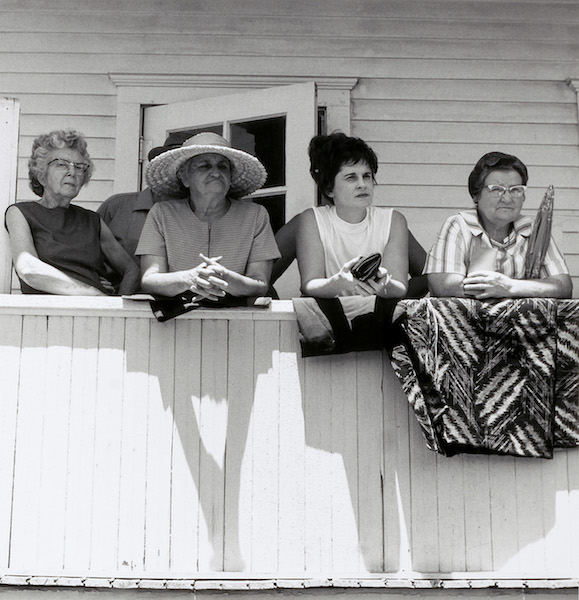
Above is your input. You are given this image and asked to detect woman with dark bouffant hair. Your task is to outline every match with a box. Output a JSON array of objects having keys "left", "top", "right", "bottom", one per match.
[
  {"left": 5, "top": 129, "right": 139, "bottom": 295},
  {"left": 296, "top": 132, "right": 411, "bottom": 299}
]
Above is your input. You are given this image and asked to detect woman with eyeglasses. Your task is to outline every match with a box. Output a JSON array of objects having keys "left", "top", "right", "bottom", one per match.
[
  {"left": 426, "top": 151, "right": 572, "bottom": 299},
  {"left": 5, "top": 129, "right": 139, "bottom": 295}
]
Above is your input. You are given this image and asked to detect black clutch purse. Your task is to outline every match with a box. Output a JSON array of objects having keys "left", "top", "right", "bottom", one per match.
[{"left": 350, "top": 253, "right": 382, "bottom": 282}]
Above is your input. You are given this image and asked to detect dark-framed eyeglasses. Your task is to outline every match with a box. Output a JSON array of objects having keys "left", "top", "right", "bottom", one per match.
[
  {"left": 485, "top": 184, "right": 527, "bottom": 199},
  {"left": 48, "top": 158, "right": 90, "bottom": 174}
]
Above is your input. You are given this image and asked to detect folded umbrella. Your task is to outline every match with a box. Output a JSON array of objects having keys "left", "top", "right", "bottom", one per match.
[{"left": 525, "top": 185, "right": 554, "bottom": 279}]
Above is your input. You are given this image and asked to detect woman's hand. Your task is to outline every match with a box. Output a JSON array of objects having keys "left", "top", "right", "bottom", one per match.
[
  {"left": 188, "top": 255, "right": 228, "bottom": 302},
  {"left": 463, "top": 270, "right": 572, "bottom": 299},
  {"left": 463, "top": 270, "right": 513, "bottom": 298},
  {"left": 361, "top": 266, "right": 393, "bottom": 296},
  {"left": 197, "top": 253, "right": 271, "bottom": 298}
]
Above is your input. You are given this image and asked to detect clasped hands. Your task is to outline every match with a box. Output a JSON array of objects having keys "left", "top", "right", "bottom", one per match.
[
  {"left": 340, "top": 255, "right": 392, "bottom": 296},
  {"left": 463, "top": 269, "right": 512, "bottom": 299},
  {"left": 187, "top": 253, "right": 229, "bottom": 302}
]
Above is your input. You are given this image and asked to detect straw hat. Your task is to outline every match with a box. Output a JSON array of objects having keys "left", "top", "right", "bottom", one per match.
[{"left": 146, "top": 132, "right": 267, "bottom": 198}]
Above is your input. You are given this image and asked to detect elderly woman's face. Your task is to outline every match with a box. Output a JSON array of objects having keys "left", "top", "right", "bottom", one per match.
[
  {"left": 40, "top": 147, "right": 88, "bottom": 203},
  {"left": 476, "top": 169, "right": 525, "bottom": 236},
  {"left": 181, "top": 153, "right": 231, "bottom": 200}
]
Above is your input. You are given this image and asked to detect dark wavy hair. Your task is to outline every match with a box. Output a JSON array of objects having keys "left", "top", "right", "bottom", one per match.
[
  {"left": 28, "top": 129, "right": 94, "bottom": 197},
  {"left": 468, "top": 151, "right": 528, "bottom": 200},
  {"left": 308, "top": 132, "right": 378, "bottom": 203}
]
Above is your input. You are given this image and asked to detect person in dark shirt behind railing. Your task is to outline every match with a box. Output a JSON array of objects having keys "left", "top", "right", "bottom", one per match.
[
  {"left": 425, "top": 151, "right": 572, "bottom": 299},
  {"left": 96, "top": 132, "right": 191, "bottom": 289}
]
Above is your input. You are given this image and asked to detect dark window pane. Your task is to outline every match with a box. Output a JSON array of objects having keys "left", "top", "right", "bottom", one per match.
[
  {"left": 231, "top": 118, "right": 286, "bottom": 188},
  {"left": 168, "top": 124, "right": 223, "bottom": 140},
  {"left": 251, "top": 194, "right": 285, "bottom": 233}
]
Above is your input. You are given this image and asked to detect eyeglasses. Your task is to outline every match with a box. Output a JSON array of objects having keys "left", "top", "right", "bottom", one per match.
[
  {"left": 48, "top": 158, "right": 90, "bottom": 174},
  {"left": 485, "top": 184, "right": 527, "bottom": 199}
]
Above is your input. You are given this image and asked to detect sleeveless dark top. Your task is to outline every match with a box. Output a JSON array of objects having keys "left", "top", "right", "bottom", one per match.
[{"left": 6, "top": 202, "right": 110, "bottom": 294}]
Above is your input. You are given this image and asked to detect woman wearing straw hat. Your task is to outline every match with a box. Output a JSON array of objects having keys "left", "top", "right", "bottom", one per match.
[
  {"left": 425, "top": 151, "right": 572, "bottom": 299},
  {"left": 136, "top": 132, "right": 280, "bottom": 301}
]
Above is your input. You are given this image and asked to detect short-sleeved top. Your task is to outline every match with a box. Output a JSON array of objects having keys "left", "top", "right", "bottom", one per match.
[
  {"left": 135, "top": 198, "right": 280, "bottom": 273},
  {"left": 5, "top": 201, "right": 110, "bottom": 294},
  {"left": 425, "top": 209, "right": 569, "bottom": 278}
]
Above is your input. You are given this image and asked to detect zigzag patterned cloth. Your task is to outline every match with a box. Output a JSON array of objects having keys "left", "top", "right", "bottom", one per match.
[{"left": 391, "top": 298, "right": 579, "bottom": 458}]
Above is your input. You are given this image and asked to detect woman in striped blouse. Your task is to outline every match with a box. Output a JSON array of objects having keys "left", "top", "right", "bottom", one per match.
[{"left": 425, "top": 151, "right": 572, "bottom": 299}]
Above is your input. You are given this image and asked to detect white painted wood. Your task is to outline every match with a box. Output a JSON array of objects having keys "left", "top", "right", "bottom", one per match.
[
  {"left": 64, "top": 316, "right": 100, "bottom": 570},
  {"left": 250, "top": 321, "right": 281, "bottom": 572},
  {"left": 277, "top": 321, "right": 306, "bottom": 572},
  {"left": 36, "top": 317, "right": 74, "bottom": 570},
  {"left": 0, "top": 299, "right": 578, "bottom": 580},
  {"left": 9, "top": 316, "right": 48, "bottom": 571},
  {"left": 303, "top": 355, "right": 334, "bottom": 573},
  {"left": 144, "top": 319, "right": 176, "bottom": 572},
  {"left": 329, "top": 353, "right": 361, "bottom": 572},
  {"left": 356, "top": 351, "right": 386, "bottom": 573},
  {"left": 0, "top": 315, "right": 21, "bottom": 569},
  {"left": 170, "top": 320, "right": 203, "bottom": 572},
  {"left": 117, "top": 318, "right": 150, "bottom": 572},
  {"left": 197, "top": 320, "right": 229, "bottom": 571},
  {"left": 224, "top": 319, "right": 255, "bottom": 572},
  {"left": 0, "top": 97, "right": 19, "bottom": 293},
  {"left": 90, "top": 317, "right": 125, "bottom": 571}
]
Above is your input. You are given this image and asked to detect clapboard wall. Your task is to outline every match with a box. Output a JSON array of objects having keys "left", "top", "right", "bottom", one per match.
[{"left": 1, "top": 0, "right": 578, "bottom": 294}]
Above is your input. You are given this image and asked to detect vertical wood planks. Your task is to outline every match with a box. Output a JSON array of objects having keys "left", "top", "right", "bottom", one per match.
[
  {"left": 541, "top": 451, "right": 573, "bottom": 576},
  {"left": 197, "top": 319, "right": 228, "bottom": 571},
  {"left": 277, "top": 321, "right": 306, "bottom": 572},
  {"left": 9, "top": 316, "right": 48, "bottom": 570},
  {"left": 463, "top": 455, "right": 493, "bottom": 572},
  {"left": 382, "top": 356, "right": 412, "bottom": 573},
  {"left": 64, "top": 316, "right": 100, "bottom": 570},
  {"left": 435, "top": 453, "right": 467, "bottom": 573},
  {"left": 329, "top": 353, "right": 361, "bottom": 572},
  {"left": 0, "top": 315, "right": 21, "bottom": 569},
  {"left": 36, "top": 316, "right": 74, "bottom": 570},
  {"left": 408, "top": 397, "right": 440, "bottom": 573},
  {"left": 250, "top": 321, "right": 280, "bottom": 572},
  {"left": 224, "top": 319, "right": 254, "bottom": 572},
  {"left": 144, "top": 319, "right": 176, "bottom": 572},
  {"left": 514, "top": 458, "right": 546, "bottom": 574},
  {"left": 170, "top": 319, "right": 202, "bottom": 572},
  {"left": 0, "top": 308, "right": 577, "bottom": 578},
  {"left": 90, "top": 317, "right": 125, "bottom": 571},
  {"left": 487, "top": 457, "right": 519, "bottom": 572},
  {"left": 117, "top": 317, "right": 150, "bottom": 572},
  {"left": 303, "top": 354, "right": 334, "bottom": 572},
  {"left": 356, "top": 350, "right": 385, "bottom": 573}
]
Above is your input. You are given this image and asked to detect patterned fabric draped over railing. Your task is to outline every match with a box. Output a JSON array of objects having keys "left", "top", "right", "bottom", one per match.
[{"left": 390, "top": 298, "right": 579, "bottom": 459}]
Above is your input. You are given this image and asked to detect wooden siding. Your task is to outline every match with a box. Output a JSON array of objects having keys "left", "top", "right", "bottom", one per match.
[
  {"left": 0, "top": 297, "right": 577, "bottom": 579},
  {"left": 1, "top": 0, "right": 578, "bottom": 294}
]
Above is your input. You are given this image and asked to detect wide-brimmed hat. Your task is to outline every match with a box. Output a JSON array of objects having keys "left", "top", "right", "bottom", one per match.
[{"left": 146, "top": 132, "right": 267, "bottom": 198}]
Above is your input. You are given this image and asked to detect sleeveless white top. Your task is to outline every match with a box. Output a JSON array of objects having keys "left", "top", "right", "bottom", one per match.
[
  {"left": 312, "top": 205, "right": 393, "bottom": 275},
  {"left": 311, "top": 205, "right": 393, "bottom": 300}
]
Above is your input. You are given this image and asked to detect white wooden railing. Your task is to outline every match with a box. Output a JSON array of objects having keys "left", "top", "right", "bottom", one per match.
[{"left": 0, "top": 296, "right": 577, "bottom": 581}]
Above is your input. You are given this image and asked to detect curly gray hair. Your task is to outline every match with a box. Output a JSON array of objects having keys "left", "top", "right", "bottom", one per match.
[{"left": 28, "top": 129, "right": 94, "bottom": 197}]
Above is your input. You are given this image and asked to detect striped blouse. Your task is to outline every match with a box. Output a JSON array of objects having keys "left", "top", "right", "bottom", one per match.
[{"left": 425, "top": 210, "right": 569, "bottom": 279}]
